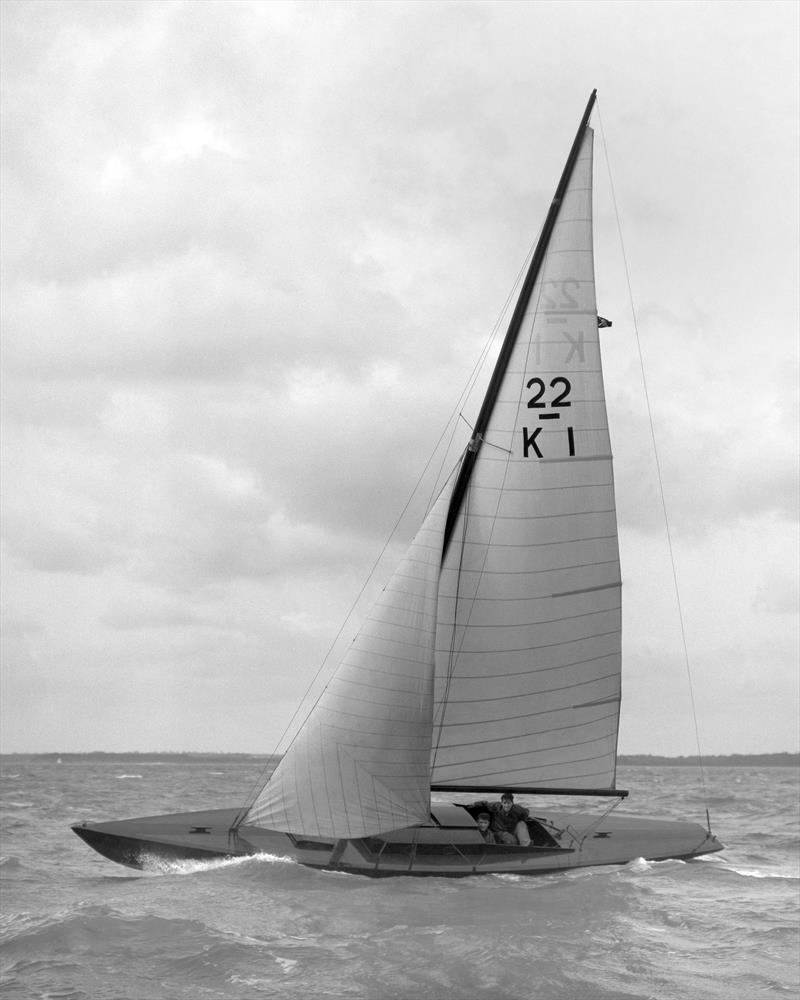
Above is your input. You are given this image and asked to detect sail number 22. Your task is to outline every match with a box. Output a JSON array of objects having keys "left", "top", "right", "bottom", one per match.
[
  {"left": 527, "top": 376, "right": 572, "bottom": 409},
  {"left": 523, "top": 375, "right": 575, "bottom": 458}
]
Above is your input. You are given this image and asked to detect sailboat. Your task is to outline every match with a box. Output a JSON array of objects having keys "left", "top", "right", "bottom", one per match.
[{"left": 73, "top": 91, "right": 723, "bottom": 877}]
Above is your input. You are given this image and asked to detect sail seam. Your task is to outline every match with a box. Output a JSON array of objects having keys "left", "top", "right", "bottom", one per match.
[
  {"left": 331, "top": 674, "right": 434, "bottom": 696},
  {"left": 343, "top": 647, "right": 441, "bottom": 669},
  {"left": 451, "top": 508, "right": 616, "bottom": 523},
  {"left": 479, "top": 454, "right": 614, "bottom": 465},
  {"left": 435, "top": 605, "right": 621, "bottom": 630},
  {"left": 458, "top": 532, "right": 617, "bottom": 549},
  {"left": 325, "top": 696, "right": 434, "bottom": 717},
  {"left": 359, "top": 619, "right": 436, "bottom": 639},
  {"left": 539, "top": 455, "right": 613, "bottom": 464},
  {"left": 433, "top": 649, "right": 620, "bottom": 681},
  {"left": 476, "top": 427, "right": 610, "bottom": 440},
  {"left": 296, "top": 718, "right": 431, "bottom": 742},
  {"left": 467, "top": 482, "right": 612, "bottom": 494},
  {"left": 438, "top": 584, "right": 621, "bottom": 604},
  {"left": 434, "top": 629, "right": 621, "bottom": 655},
  {"left": 435, "top": 764, "right": 615, "bottom": 783},
  {"left": 433, "top": 720, "right": 619, "bottom": 754},
  {"left": 434, "top": 705, "right": 617, "bottom": 730},
  {"left": 368, "top": 592, "right": 436, "bottom": 608},
  {"left": 383, "top": 578, "right": 440, "bottom": 593},
  {"left": 507, "top": 333, "right": 600, "bottom": 342},
  {"left": 440, "top": 557, "right": 619, "bottom": 578},
  {"left": 440, "top": 670, "right": 619, "bottom": 704},
  {"left": 343, "top": 660, "right": 444, "bottom": 682},
  {"left": 437, "top": 748, "right": 616, "bottom": 772},
  {"left": 502, "top": 368, "right": 602, "bottom": 376}
]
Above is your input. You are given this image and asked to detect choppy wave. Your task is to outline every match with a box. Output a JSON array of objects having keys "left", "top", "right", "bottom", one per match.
[
  {"left": 138, "top": 851, "right": 297, "bottom": 876},
  {"left": 721, "top": 863, "right": 799, "bottom": 881},
  {"left": 1, "top": 759, "right": 798, "bottom": 999}
]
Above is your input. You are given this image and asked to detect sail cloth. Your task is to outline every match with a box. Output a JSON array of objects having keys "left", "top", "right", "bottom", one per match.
[
  {"left": 249, "top": 124, "right": 621, "bottom": 839},
  {"left": 246, "top": 482, "right": 455, "bottom": 838},
  {"left": 432, "top": 128, "right": 623, "bottom": 791}
]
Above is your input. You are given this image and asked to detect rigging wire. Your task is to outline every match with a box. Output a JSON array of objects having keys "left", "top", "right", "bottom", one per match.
[
  {"left": 234, "top": 242, "right": 537, "bottom": 825},
  {"left": 595, "top": 100, "right": 710, "bottom": 817},
  {"left": 424, "top": 244, "right": 538, "bottom": 513}
]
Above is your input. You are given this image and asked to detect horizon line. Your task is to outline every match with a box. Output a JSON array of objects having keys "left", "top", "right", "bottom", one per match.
[{"left": 1, "top": 749, "right": 798, "bottom": 760}]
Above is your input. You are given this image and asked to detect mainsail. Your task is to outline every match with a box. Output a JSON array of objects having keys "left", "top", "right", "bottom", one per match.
[
  {"left": 431, "top": 126, "right": 623, "bottom": 791},
  {"left": 249, "top": 94, "right": 621, "bottom": 839}
]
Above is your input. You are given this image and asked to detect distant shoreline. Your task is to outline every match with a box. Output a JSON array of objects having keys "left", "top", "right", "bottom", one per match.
[
  {"left": 1, "top": 751, "right": 798, "bottom": 766},
  {"left": 618, "top": 753, "right": 798, "bottom": 767}
]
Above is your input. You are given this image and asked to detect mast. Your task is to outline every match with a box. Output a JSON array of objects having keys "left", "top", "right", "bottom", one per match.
[{"left": 442, "top": 89, "right": 597, "bottom": 556}]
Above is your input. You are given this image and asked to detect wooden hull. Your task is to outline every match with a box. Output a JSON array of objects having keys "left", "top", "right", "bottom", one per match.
[{"left": 72, "top": 802, "right": 723, "bottom": 877}]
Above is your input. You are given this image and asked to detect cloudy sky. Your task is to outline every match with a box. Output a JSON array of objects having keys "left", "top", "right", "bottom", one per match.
[{"left": 2, "top": 1, "right": 797, "bottom": 757}]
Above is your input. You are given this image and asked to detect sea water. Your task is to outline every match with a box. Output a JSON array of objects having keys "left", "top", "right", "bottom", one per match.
[{"left": 1, "top": 757, "right": 798, "bottom": 999}]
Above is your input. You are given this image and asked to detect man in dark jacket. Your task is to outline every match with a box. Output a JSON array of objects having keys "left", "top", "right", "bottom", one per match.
[{"left": 476, "top": 792, "right": 532, "bottom": 846}]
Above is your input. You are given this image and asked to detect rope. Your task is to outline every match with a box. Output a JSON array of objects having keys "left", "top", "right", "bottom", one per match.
[{"left": 596, "top": 100, "right": 710, "bottom": 813}]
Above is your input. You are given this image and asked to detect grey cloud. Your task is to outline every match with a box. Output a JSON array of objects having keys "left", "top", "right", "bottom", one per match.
[
  {"left": 99, "top": 591, "right": 208, "bottom": 631},
  {"left": 1, "top": 1, "right": 797, "bottom": 754},
  {"left": 2, "top": 511, "right": 121, "bottom": 574}
]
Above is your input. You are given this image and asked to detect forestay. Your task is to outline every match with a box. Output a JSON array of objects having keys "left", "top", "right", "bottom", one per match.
[{"left": 431, "top": 128, "right": 623, "bottom": 791}]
